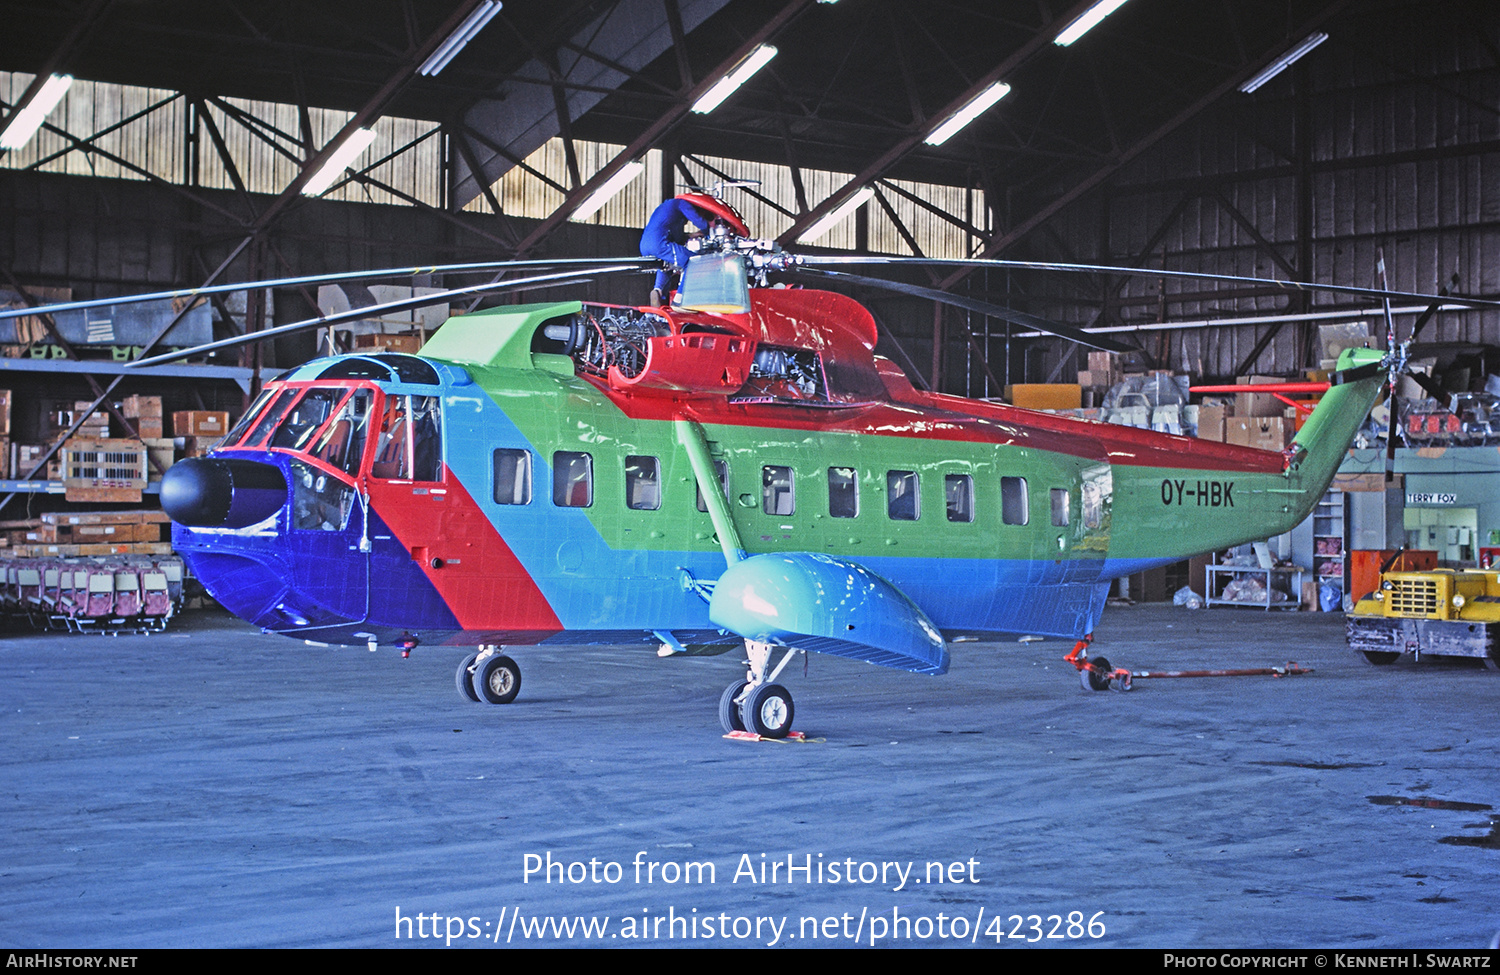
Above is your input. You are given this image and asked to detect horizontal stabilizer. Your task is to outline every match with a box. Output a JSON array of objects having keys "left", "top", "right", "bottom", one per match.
[{"left": 708, "top": 553, "right": 949, "bottom": 675}]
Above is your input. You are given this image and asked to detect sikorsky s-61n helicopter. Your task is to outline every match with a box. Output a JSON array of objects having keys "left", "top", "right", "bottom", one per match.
[{"left": 5, "top": 192, "right": 1479, "bottom": 737}]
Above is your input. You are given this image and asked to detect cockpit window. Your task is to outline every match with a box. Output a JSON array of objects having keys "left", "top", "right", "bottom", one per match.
[
  {"left": 241, "top": 387, "right": 301, "bottom": 448},
  {"left": 309, "top": 390, "right": 373, "bottom": 478},
  {"left": 319, "top": 357, "right": 393, "bottom": 382},
  {"left": 370, "top": 393, "right": 442, "bottom": 482},
  {"left": 224, "top": 388, "right": 275, "bottom": 446},
  {"left": 271, "top": 388, "right": 346, "bottom": 452},
  {"left": 372, "top": 354, "right": 439, "bottom": 386}
]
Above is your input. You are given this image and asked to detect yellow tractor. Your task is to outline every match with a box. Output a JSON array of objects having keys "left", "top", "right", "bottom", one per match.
[{"left": 1347, "top": 563, "right": 1500, "bottom": 668}]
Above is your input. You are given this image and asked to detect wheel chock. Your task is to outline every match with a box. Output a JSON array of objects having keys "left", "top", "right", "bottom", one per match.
[{"left": 723, "top": 729, "right": 811, "bottom": 742}]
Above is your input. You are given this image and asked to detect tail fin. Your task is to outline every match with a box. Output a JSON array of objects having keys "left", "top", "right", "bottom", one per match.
[{"left": 1285, "top": 346, "right": 1389, "bottom": 515}]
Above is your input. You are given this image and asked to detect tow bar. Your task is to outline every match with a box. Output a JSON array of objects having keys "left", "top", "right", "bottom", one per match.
[{"left": 1064, "top": 636, "right": 1313, "bottom": 692}]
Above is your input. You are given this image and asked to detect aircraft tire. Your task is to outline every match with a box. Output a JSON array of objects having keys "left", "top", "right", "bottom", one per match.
[
  {"left": 719, "top": 680, "right": 749, "bottom": 733},
  {"left": 455, "top": 652, "right": 480, "bottom": 702},
  {"left": 740, "top": 683, "right": 794, "bottom": 739},
  {"left": 472, "top": 654, "right": 522, "bottom": 705},
  {"left": 1361, "top": 651, "right": 1399, "bottom": 666},
  {"left": 1082, "top": 656, "right": 1112, "bottom": 692}
]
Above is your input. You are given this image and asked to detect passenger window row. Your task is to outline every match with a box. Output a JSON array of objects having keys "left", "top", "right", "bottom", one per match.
[{"left": 492, "top": 448, "right": 1075, "bottom": 528}]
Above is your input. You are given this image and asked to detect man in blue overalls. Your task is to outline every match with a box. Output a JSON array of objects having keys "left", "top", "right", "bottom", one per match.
[{"left": 640, "top": 196, "right": 711, "bottom": 305}]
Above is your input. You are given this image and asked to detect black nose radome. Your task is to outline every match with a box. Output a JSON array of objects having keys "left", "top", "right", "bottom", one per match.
[{"left": 160, "top": 457, "right": 287, "bottom": 528}]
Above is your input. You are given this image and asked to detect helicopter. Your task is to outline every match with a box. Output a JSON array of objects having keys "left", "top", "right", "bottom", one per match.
[{"left": 2, "top": 193, "right": 1478, "bottom": 738}]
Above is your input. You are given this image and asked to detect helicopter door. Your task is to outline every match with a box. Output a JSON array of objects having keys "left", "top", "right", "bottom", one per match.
[{"left": 370, "top": 394, "right": 443, "bottom": 482}]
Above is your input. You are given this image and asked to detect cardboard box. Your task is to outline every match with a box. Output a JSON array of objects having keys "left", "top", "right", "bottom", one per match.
[
  {"left": 1234, "top": 376, "right": 1290, "bottom": 418},
  {"left": 171, "top": 410, "right": 230, "bottom": 438},
  {"left": 120, "top": 394, "right": 162, "bottom": 418},
  {"left": 1226, "top": 416, "right": 1292, "bottom": 451},
  {"left": 1197, "top": 404, "right": 1227, "bottom": 442},
  {"left": 178, "top": 436, "right": 210, "bottom": 458},
  {"left": 0, "top": 388, "right": 10, "bottom": 437},
  {"left": 60, "top": 438, "right": 148, "bottom": 488},
  {"left": 354, "top": 333, "right": 422, "bottom": 354},
  {"left": 1006, "top": 384, "right": 1083, "bottom": 410},
  {"left": 142, "top": 437, "right": 174, "bottom": 479},
  {"left": 12, "top": 443, "right": 57, "bottom": 480},
  {"left": 121, "top": 416, "right": 165, "bottom": 439}
]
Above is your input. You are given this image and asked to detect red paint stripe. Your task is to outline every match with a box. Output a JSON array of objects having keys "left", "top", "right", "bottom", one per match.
[{"left": 367, "top": 467, "right": 562, "bottom": 631}]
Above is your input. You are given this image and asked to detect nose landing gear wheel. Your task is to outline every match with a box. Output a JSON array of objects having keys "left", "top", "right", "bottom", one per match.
[
  {"left": 456, "top": 652, "right": 480, "bottom": 702},
  {"left": 472, "top": 653, "right": 522, "bottom": 704},
  {"left": 719, "top": 680, "right": 749, "bottom": 733},
  {"left": 740, "top": 683, "right": 794, "bottom": 738}
]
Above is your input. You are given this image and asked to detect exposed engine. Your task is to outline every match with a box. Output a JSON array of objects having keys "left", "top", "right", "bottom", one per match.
[{"left": 542, "top": 308, "right": 671, "bottom": 380}]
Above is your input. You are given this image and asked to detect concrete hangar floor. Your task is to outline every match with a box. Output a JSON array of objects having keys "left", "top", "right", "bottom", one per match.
[{"left": 1, "top": 603, "right": 1497, "bottom": 949}]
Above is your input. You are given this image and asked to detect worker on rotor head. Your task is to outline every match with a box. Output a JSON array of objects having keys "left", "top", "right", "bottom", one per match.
[{"left": 641, "top": 196, "right": 712, "bottom": 305}]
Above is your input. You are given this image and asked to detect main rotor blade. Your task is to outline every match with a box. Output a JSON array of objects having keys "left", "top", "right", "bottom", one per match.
[
  {"left": 799, "top": 256, "right": 1500, "bottom": 312},
  {"left": 0, "top": 256, "right": 655, "bottom": 323},
  {"left": 790, "top": 266, "right": 1132, "bottom": 354},
  {"left": 127, "top": 265, "right": 641, "bottom": 367}
]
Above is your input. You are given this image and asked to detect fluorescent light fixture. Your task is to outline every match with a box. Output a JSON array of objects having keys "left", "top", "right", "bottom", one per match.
[
  {"left": 1054, "top": 0, "right": 1131, "bottom": 47},
  {"left": 691, "top": 44, "right": 777, "bottom": 114},
  {"left": 797, "top": 187, "right": 874, "bottom": 244},
  {"left": 302, "top": 128, "right": 378, "bottom": 196},
  {"left": 1239, "top": 32, "right": 1329, "bottom": 93},
  {"left": 419, "top": 1, "right": 502, "bottom": 76},
  {"left": 0, "top": 73, "right": 74, "bottom": 150},
  {"left": 924, "top": 82, "right": 1011, "bottom": 146},
  {"left": 570, "top": 160, "right": 645, "bottom": 221}
]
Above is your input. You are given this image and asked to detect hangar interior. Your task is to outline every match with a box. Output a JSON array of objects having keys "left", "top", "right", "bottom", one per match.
[{"left": 1, "top": 0, "right": 1498, "bottom": 638}]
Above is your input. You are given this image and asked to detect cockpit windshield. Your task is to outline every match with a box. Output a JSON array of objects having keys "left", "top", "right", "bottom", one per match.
[
  {"left": 223, "top": 383, "right": 440, "bottom": 484},
  {"left": 270, "top": 388, "right": 346, "bottom": 451}
]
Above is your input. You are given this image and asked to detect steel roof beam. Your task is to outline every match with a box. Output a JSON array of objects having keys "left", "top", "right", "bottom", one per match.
[
  {"left": 508, "top": 0, "right": 817, "bottom": 259},
  {"left": 775, "top": 0, "right": 1103, "bottom": 247},
  {"left": 936, "top": 0, "right": 1352, "bottom": 293}
]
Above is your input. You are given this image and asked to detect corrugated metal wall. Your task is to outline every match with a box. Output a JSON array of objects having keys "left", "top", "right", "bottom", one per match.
[{"left": 1014, "top": 18, "right": 1500, "bottom": 382}]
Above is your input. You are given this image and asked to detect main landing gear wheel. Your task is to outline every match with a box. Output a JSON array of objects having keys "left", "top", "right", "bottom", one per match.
[
  {"left": 740, "top": 683, "right": 794, "bottom": 738},
  {"left": 472, "top": 654, "right": 522, "bottom": 704},
  {"left": 1082, "top": 656, "right": 1113, "bottom": 691},
  {"left": 456, "top": 652, "right": 480, "bottom": 702},
  {"left": 719, "top": 680, "right": 749, "bottom": 734}
]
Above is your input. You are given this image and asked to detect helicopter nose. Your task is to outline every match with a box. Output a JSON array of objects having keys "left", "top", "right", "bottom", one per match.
[{"left": 160, "top": 457, "right": 288, "bottom": 528}]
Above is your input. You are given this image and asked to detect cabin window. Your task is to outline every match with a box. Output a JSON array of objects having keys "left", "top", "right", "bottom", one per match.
[
  {"left": 1002, "top": 476, "right": 1029, "bottom": 526},
  {"left": 492, "top": 449, "right": 532, "bottom": 505},
  {"left": 762, "top": 466, "right": 794, "bottom": 516},
  {"left": 886, "top": 470, "right": 920, "bottom": 521},
  {"left": 695, "top": 460, "right": 729, "bottom": 512},
  {"left": 1051, "top": 488, "right": 1071, "bottom": 527},
  {"left": 828, "top": 467, "right": 859, "bottom": 518},
  {"left": 945, "top": 474, "right": 974, "bottom": 523},
  {"left": 625, "top": 455, "right": 661, "bottom": 511},
  {"left": 553, "top": 451, "right": 593, "bottom": 507}
]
